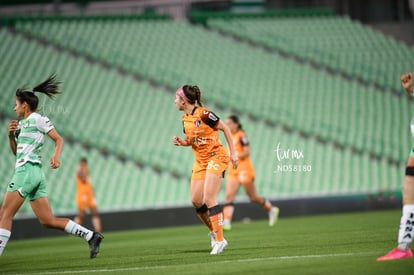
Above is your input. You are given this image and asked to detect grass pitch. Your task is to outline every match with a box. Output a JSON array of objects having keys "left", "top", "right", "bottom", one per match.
[{"left": 1, "top": 209, "right": 414, "bottom": 275}]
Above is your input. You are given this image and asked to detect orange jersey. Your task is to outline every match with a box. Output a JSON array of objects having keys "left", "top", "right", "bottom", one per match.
[
  {"left": 182, "top": 107, "right": 228, "bottom": 163},
  {"left": 75, "top": 171, "right": 96, "bottom": 211},
  {"left": 232, "top": 130, "right": 254, "bottom": 168},
  {"left": 228, "top": 130, "right": 255, "bottom": 183}
]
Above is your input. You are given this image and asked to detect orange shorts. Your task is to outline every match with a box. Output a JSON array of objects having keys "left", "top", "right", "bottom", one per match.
[
  {"left": 228, "top": 163, "right": 255, "bottom": 185},
  {"left": 76, "top": 192, "right": 97, "bottom": 212},
  {"left": 191, "top": 155, "right": 229, "bottom": 180}
]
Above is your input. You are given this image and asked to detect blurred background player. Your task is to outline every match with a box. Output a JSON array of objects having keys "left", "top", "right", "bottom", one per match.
[
  {"left": 172, "top": 85, "right": 238, "bottom": 255},
  {"left": 223, "top": 115, "right": 279, "bottom": 231},
  {"left": 74, "top": 158, "right": 102, "bottom": 233},
  {"left": 0, "top": 74, "right": 103, "bottom": 258},
  {"left": 377, "top": 72, "right": 414, "bottom": 261}
]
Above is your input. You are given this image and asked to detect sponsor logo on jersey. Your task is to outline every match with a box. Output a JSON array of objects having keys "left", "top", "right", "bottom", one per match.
[{"left": 207, "top": 160, "right": 220, "bottom": 171}]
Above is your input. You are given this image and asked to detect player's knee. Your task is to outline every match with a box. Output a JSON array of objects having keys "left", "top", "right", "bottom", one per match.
[
  {"left": 192, "top": 200, "right": 204, "bottom": 209},
  {"left": 191, "top": 196, "right": 204, "bottom": 208}
]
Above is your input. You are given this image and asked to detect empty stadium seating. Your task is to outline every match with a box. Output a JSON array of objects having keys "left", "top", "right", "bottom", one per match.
[
  {"left": 0, "top": 13, "right": 409, "bottom": 214},
  {"left": 12, "top": 18, "right": 411, "bottom": 164},
  {"left": 207, "top": 16, "right": 414, "bottom": 92}
]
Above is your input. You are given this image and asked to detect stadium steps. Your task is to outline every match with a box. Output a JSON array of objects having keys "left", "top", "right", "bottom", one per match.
[{"left": 7, "top": 19, "right": 411, "bottom": 169}]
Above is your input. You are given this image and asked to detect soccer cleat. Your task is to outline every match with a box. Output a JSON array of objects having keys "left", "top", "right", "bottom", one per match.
[
  {"left": 269, "top": 207, "right": 280, "bottom": 227},
  {"left": 208, "top": 231, "right": 216, "bottom": 248},
  {"left": 210, "top": 239, "right": 228, "bottom": 255},
  {"left": 88, "top": 232, "right": 104, "bottom": 259},
  {"left": 377, "top": 248, "right": 413, "bottom": 261}
]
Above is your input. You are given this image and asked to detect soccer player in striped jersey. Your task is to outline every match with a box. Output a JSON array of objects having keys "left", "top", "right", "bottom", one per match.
[
  {"left": 377, "top": 72, "right": 414, "bottom": 261},
  {"left": 0, "top": 74, "right": 103, "bottom": 259},
  {"left": 172, "top": 85, "right": 238, "bottom": 255},
  {"left": 223, "top": 115, "right": 279, "bottom": 231}
]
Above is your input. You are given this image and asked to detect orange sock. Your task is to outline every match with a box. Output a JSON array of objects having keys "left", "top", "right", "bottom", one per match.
[
  {"left": 196, "top": 204, "right": 213, "bottom": 231},
  {"left": 223, "top": 202, "right": 235, "bottom": 222},
  {"left": 209, "top": 205, "right": 224, "bottom": 242}
]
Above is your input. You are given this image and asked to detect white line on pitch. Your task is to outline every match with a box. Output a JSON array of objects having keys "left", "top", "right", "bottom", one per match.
[{"left": 9, "top": 251, "right": 379, "bottom": 275}]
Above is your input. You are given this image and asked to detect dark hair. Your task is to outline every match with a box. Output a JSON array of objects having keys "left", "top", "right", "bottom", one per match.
[
  {"left": 80, "top": 157, "right": 88, "bottom": 164},
  {"left": 182, "top": 85, "right": 203, "bottom": 107},
  {"left": 228, "top": 115, "right": 242, "bottom": 130},
  {"left": 16, "top": 74, "right": 61, "bottom": 111}
]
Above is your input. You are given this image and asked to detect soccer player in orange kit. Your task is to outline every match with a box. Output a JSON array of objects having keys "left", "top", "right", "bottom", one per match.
[
  {"left": 223, "top": 115, "right": 279, "bottom": 231},
  {"left": 172, "top": 85, "right": 238, "bottom": 255},
  {"left": 74, "top": 158, "right": 102, "bottom": 233}
]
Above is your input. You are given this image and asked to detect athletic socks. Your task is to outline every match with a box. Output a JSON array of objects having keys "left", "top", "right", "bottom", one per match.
[
  {"left": 64, "top": 220, "right": 94, "bottom": 241},
  {"left": 398, "top": 204, "right": 414, "bottom": 251},
  {"left": 0, "top": 229, "right": 11, "bottom": 256},
  {"left": 209, "top": 205, "right": 224, "bottom": 242},
  {"left": 196, "top": 204, "right": 213, "bottom": 231}
]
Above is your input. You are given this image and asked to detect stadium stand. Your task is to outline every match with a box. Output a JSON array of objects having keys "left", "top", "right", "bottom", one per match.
[
  {"left": 0, "top": 12, "right": 409, "bottom": 214},
  {"left": 207, "top": 15, "right": 414, "bottom": 92},
  {"left": 10, "top": 18, "right": 412, "bottom": 163}
]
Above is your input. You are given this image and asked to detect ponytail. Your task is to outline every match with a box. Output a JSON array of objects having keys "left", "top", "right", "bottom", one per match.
[
  {"left": 182, "top": 85, "right": 203, "bottom": 107},
  {"left": 192, "top": 85, "right": 203, "bottom": 107},
  {"left": 33, "top": 73, "right": 61, "bottom": 99},
  {"left": 16, "top": 73, "right": 61, "bottom": 111}
]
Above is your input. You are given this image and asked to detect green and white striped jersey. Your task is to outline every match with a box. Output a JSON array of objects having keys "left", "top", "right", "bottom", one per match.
[{"left": 15, "top": 112, "right": 54, "bottom": 168}]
